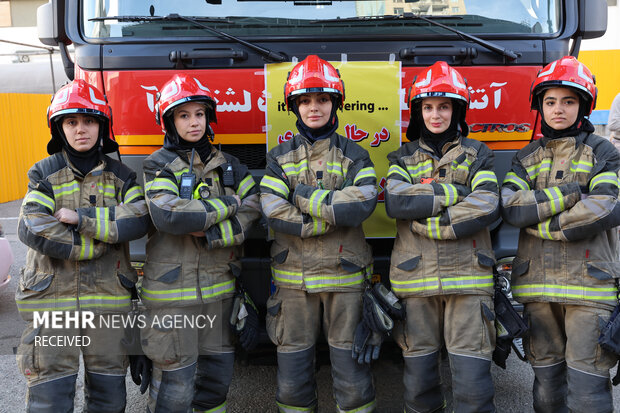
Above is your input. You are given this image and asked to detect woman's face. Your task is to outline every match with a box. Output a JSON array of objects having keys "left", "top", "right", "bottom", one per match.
[
  {"left": 173, "top": 102, "right": 207, "bottom": 142},
  {"left": 541, "top": 87, "right": 580, "bottom": 130},
  {"left": 296, "top": 92, "right": 333, "bottom": 129},
  {"left": 61, "top": 114, "right": 100, "bottom": 152},
  {"left": 421, "top": 97, "right": 453, "bottom": 134}
]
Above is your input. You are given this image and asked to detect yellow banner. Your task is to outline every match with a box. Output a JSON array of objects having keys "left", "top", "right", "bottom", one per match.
[{"left": 265, "top": 61, "right": 400, "bottom": 237}]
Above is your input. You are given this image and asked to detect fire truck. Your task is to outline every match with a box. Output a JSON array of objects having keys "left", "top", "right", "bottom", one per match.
[{"left": 36, "top": 0, "right": 608, "bottom": 311}]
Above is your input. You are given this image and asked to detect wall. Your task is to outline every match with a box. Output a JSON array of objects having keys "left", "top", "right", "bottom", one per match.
[{"left": 0, "top": 93, "right": 51, "bottom": 203}]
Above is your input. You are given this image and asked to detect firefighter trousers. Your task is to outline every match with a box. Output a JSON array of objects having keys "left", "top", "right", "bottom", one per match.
[
  {"left": 394, "top": 294, "right": 496, "bottom": 413},
  {"left": 16, "top": 314, "right": 128, "bottom": 412},
  {"left": 524, "top": 302, "right": 616, "bottom": 413},
  {"left": 142, "top": 299, "right": 235, "bottom": 413},
  {"left": 266, "top": 287, "right": 376, "bottom": 413}
]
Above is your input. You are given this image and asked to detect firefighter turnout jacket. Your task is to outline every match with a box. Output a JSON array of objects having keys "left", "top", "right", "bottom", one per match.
[
  {"left": 501, "top": 132, "right": 620, "bottom": 310},
  {"left": 142, "top": 147, "right": 260, "bottom": 307},
  {"left": 260, "top": 133, "right": 378, "bottom": 292},
  {"left": 17, "top": 151, "right": 149, "bottom": 319},
  {"left": 385, "top": 135, "right": 500, "bottom": 297}
]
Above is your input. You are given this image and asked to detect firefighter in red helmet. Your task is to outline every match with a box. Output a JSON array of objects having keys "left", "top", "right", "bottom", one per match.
[
  {"left": 502, "top": 56, "right": 620, "bottom": 412},
  {"left": 141, "top": 73, "right": 260, "bottom": 412},
  {"left": 385, "top": 61, "right": 500, "bottom": 412},
  {"left": 260, "top": 55, "right": 378, "bottom": 412},
  {"left": 16, "top": 79, "right": 150, "bottom": 411}
]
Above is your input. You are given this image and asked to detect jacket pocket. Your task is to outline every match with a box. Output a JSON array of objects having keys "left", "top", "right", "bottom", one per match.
[
  {"left": 19, "top": 267, "right": 54, "bottom": 293},
  {"left": 477, "top": 251, "right": 496, "bottom": 269},
  {"left": 396, "top": 256, "right": 421, "bottom": 271},
  {"left": 16, "top": 325, "right": 42, "bottom": 381},
  {"left": 140, "top": 317, "right": 180, "bottom": 366},
  {"left": 586, "top": 262, "right": 620, "bottom": 281},
  {"left": 511, "top": 257, "right": 530, "bottom": 278},
  {"left": 144, "top": 262, "right": 182, "bottom": 284},
  {"left": 265, "top": 293, "right": 284, "bottom": 346}
]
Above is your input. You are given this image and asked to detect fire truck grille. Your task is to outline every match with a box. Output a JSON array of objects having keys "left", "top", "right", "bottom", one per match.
[{"left": 219, "top": 144, "right": 266, "bottom": 170}]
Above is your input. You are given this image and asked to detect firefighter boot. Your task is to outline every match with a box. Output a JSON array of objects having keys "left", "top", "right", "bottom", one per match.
[
  {"left": 449, "top": 353, "right": 495, "bottom": 413},
  {"left": 276, "top": 346, "right": 318, "bottom": 412},
  {"left": 329, "top": 346, "right": 376, "bottom": 412},
  {"left": 567, "top": 367, "right": 613, "bottom": 413},
  {"left": 532, "top": 362, "right": 568, "bottom": 413},
  {"left": 26, "top": 374, "right": 77, "bottom": 413},
  {"left": 192, "top": 353, "right": 235, "bottom": 412},
  {"left": 149, "top": 363, "right": 196, "bottom": 413},
  {"left": 403, "top": 352, "right": 444, "bottom": 413},
  {"left": 84, "top": 371, "right": 126, "bottom": 413}
]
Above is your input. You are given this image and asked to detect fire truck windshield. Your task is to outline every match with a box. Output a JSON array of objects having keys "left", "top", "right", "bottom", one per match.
[{"left": 82, "top": 0, "right": 560, "bottom": 39}]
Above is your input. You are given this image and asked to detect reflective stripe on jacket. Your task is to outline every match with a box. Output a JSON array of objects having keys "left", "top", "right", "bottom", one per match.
[
  {"left": 260, "top": 133, "right": 378, "bottom": 293},
  {"left": 142, "top": 147, "right": 260, "bottom": 308},
  {"left": 501, "top": 132, "right": 620, "bottom": 310},
  {"left": 16, "top": 151, "right": 150, "bottom": 319},
  {"left": 385, "top": 135, "right": 500, "bottom": 298}
]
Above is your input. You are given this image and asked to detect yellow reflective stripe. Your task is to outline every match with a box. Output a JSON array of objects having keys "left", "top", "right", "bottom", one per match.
[
  {"left": 52, "top": 180, "right": 80, "bottom": 198},
  {"left": 79, "top": 234, "right": 94, "bottom": 260},
  {"left": 440, "top": 183, "right": 456, "bottom": 206},
  {"left": 271, "top": 268, "right": 303, "bottom": 284},
  {"left": 141, "top": 287, "right": 198, "bottom": 301},
  {"left": 441, "top": 275, "right": 494, "bottom": 289},
  {"left": 260, "top": 176, "right": 290, "bottom": 198},
  {"left": 96, "top": 183, "right": 116, "bottom": 198},
  {"left": 95, "top": 207, "right": 110, "bottom": 242},
  {"left": 124, "top": 185, "right": 144, "bottom": 203},
  {"left": 236, "top": 175, "right": 256, "bottom": 198},
  {"left": 218, "top": 220, "right": 234, "bottom": 247},
  {"left": 513, "top": 283, "right": 617, "bottom": 301},
  {"left": 471, "top": 170, "right": 497, "bottom": 190},
  {"left": 305, "top": 271, "right": 367, "bottom": 289},
  {"left": 309, "top": 190, "right": 329, "bottom": 218},
  {"left": 173, "top": 168, "right": 190, "bottom": 178},
  {"left": 326, "top": 161, "right": 343, "bottom": 177},
  {"left": 543, "top": 186, "right": 564, "bottom": 215},
  {"left": 312, "top": 218, "right": 326, "bottom": 236},
  {"left": 148, "top": 178, "right": 180, "bottom": 195},
  {"left": 354, "top": 167, "right": 377, "bottom": 184},
  {"left": 427, "top": 217, "right": 441, "bottom": 239},
  {"left": 200, "top": 279, "right": 235, "bottom": 299},
  {"left": 527, "top": 159, "right": 552, "bottom": 180},
  {"left": 452, "top": 158, "right": 471, "bottom": 172},
  {"left": 502, "top": 172, "right": 530, "bottom": 191},
  {"left": 206, "top": 198, "right": 227, "bottom": 222},
  {"left": 537, "top": 219, "right": 553, "bottom": 240},
  {"left": 407, "top": 160, "right": 433, "bottom": 178},
  {"left": 570, "top": 159, "right": 593, "bottom": 173},
  {"left": 282, "top": 160, "right": 308, "bottom": 176},
  {"left": 388, "top": 164, "right": 411, "bottom": 182},
  {"left": 26, "top": 191, "right": 56, "bottom": 211},
  {"left": 16, "top": 297, "right": 78, "bottom": 312},
  {"left": 589, "top": 172, "right": 619, "bottom": 192},
  {"left": 390, "top": 277, "right": 441, "bottom": 292}
]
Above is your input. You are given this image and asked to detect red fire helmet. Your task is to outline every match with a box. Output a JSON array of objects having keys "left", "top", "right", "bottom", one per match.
[
  {"left": 46, "top": 79, "right": 117, "bottom": 154},
  {"left": 530, "top": 56, "right": 597, "bottom": 115},
  {"left": 155, "top": 74, "right": 217, "bottom": 132},
  {"left": 284, "top": 55, "right": 345, "bottom": 111},
  {"left": 407, "top": 61, "right": 469, "bottom": 113}
]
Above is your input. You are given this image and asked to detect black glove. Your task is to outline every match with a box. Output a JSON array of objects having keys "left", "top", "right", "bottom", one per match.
[
  {"left": 352, "top": 321, "right": 382, "bottom": 364},
  {"left": 492, "top": 337, "right": 512, "bottom": 369},
  {"left": 129, "top": 354, "right": 152, "bottom": 394},
  {"left": 230, "top": 291, "right": 260, "bottom": 351}
]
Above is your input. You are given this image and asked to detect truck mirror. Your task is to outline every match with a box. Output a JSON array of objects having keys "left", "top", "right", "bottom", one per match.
[
  {"left": 37, "top": 0, "right": 69, "bottom": 46},
  {"left": 578, "top": 0, "right": 607, "bottom": 39}
]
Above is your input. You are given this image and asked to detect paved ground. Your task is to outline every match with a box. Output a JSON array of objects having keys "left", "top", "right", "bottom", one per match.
[{"left": 1, "top": 198, "right": 619, "bottom": 412}]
